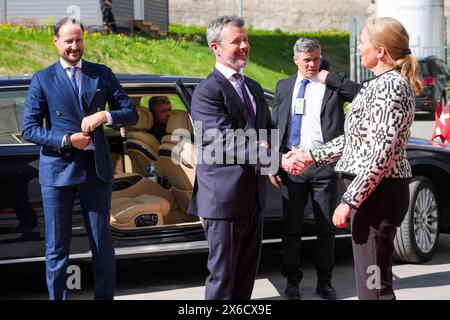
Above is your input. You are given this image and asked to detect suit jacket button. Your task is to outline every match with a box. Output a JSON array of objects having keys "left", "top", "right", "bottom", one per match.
[{"left": 56, "top": 111, "right": 62, "bottom": 116}]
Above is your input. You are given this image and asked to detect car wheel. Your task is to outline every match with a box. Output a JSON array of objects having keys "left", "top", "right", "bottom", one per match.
[{"left": 394, "top": 176, "right": 439, "bottom": 263}]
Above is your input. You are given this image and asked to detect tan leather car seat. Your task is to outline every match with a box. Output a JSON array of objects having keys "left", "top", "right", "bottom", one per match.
[
  {"left": 110, "top": 194, "right": 170, "bottom": 229},
  {"left": 126, "top": 106, "right": 161, "bottom": 176},
  {"left": 158, "top": 110, "right": 197, "bottom": 221}
]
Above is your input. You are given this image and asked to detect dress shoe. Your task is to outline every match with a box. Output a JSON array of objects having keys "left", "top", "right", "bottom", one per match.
[
  {"left": 316, "top": 281, "right": 337, "bottom": 300},
  {"left": 285, "top": 279, "right": 301, "bottom": 300}
]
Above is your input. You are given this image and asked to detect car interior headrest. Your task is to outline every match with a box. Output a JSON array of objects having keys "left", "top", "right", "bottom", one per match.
[
  {"left": 131, "top": 106, "right": 154, "bottom": 130},
  {"left": 166, "top": 110, "right": 192, "bottom": 136}
]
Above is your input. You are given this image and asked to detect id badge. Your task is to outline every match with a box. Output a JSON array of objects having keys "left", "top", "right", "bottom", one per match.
[{"left": 295, "top": 98, "right": 305, "bottom": 115}]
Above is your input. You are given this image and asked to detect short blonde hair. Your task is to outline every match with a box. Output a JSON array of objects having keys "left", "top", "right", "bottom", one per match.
[{"left": 364, "top": 17, "right": 423, "bottom": 95}]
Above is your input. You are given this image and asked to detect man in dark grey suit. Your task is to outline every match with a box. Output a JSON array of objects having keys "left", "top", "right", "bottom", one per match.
[
  {"left": 270, "top": 38, "right": 357, "bottom": 300},
  {"left": 188, "top": 15, "right": 297, "bottom": 300}
]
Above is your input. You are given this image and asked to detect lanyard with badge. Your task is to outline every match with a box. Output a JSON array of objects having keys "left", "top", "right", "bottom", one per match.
[{"left": 294, "top": 97, "right": 305, "bottom": 115}]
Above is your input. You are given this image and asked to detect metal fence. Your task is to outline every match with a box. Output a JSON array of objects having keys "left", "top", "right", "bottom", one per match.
[
  {"left": 349, "top": 16, "right": 374, "bottom": 83},
  {"left": 412, "top": 45, "right": 450, "bottom": 64}
]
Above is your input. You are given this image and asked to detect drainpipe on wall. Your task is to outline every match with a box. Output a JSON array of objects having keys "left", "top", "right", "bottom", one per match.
[{"left": 0, "top": 0, "right": 6, "bottom": 23}]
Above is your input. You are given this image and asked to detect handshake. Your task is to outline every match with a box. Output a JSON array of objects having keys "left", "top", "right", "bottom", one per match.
[
  {"left": 269, "top": 149, "right": 314, "bottom": 189},
  {"left": 281, "top": 149, "right": 314, "bottom": 175}
]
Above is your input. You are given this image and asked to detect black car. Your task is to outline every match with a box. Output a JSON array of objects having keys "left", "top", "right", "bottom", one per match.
[
  {"left": 0, "top": 74, "right": 449, "bottom": 269},
  {"left": 416, "top": 55, "right": 450, "bottom": 114}
]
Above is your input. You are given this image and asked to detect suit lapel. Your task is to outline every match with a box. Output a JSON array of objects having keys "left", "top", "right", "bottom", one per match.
[
  {"left": 80, "top": 60, "right": 99, "bottom": 115},
  {"left": 212, "top": 69, "right": 253, "bottom": 127},
  {"left": 244, "top": 77, "right": 263, "bottom": 128},
  {"left": 320, "top": 87, "right": 333, "bottom": 117},
  {"left": 52, "top": 62, "right": 83, "bottom": 120},
  {"left": 280, "top": 75, "right": 297, "bottom": 129}
]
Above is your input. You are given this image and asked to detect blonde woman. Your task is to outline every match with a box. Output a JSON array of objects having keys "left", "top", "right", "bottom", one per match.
[{"left": 289, "top": 17, "right": 422, "bottom": 299}]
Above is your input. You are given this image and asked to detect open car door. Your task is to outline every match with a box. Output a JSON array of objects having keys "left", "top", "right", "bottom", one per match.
[{"left": 175, "top": 79, "right": 193, "bottom": 111}]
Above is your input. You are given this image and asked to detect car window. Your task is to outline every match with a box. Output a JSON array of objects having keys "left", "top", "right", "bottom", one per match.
[
  {"left": 434, "top": 59, "right": 449, "bottom": 77},
  {"left": 0, "top": 90, "right": 28, "bottom": 144},
  {"left": 419, "top": 61, "right": 430, "bottom": 77},
  {"left": 264, "top": 91, "right": 274, "bottom": 111},
  {"left": 139, "top": 94, "right": 187, "bottom": 112}
]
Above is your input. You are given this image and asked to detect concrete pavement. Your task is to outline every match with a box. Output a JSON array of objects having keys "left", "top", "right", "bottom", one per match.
[{"left": 113, "top": 234, "right": 450, "bottom": 300}]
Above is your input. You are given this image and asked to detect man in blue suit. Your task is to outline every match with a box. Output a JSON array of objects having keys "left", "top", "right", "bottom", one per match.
[
  {"left": 188, "top": 15, "right": 298, "bottom": 300},
  {"left": 22, "top": 17, "right": 138, "bottom": 300}
]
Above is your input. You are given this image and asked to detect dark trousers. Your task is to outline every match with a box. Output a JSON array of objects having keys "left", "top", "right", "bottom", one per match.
[
  {"left": 343, "top": 175, "right": 410, "bottom": 300},
  {"left": 41, "top": 152, "right": 115, "bottom": 300},
  {"left": 203, "top": 203, "right": 263, "bottom": 300},
  {"left": 280, "top": 164, "right": 337, "bottom": 282},
  {"left": 101, "top": 5, "right": 117, "bottom": 33}
]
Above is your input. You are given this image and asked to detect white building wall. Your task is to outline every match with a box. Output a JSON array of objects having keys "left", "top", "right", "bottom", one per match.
[
  {"left": 4, "top": 0, "right": 101, "bottom": 26},
  {"left": 170, "top": 0, "right": 450, "bottom": 37}
]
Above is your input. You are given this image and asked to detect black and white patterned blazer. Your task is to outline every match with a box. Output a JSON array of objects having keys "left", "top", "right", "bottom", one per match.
[{"left": 310, "top": 70, "right": 415, "bottom": 208}]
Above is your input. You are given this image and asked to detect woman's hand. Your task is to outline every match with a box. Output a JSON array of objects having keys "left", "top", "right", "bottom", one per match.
[{"left": 332, "top": 202, "right": 352, "bottom": 228}]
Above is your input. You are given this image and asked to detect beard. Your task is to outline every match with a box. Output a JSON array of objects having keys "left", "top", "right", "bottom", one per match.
[
  {"left": 223, "top": 52, "right": 248, "bottom": 70},
  {"left": 63, "top": 50, "right": 83, "bottom": 64}
]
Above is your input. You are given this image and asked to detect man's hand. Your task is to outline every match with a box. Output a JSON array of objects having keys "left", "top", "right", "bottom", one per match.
[
  {"left": 268, "top": 175, "right": 281, "bottom": 188},
  {"left": 318, "top": 70, "right": 329, "bottom": 84},
  {"left": 281, "top": 151, "right": 304, "bottom": 174},
  {"left": 70, "top": 132, "right": 92, "bottom": 150},
  {"left": 81, "top": 111, "right": 107, "bottom": 133},
  {"left": 332, "top": 202, "right": 352, "bottom": 228},
  {"left": 281, "top": 149, "right": 314, "bottom": 174}
]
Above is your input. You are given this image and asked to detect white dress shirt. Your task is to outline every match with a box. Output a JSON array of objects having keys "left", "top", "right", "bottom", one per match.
[
  {"left": 59, "top": 58, "right": 112, "bottom": 150},
  {"left": 60, "top": 57, "right": 82, "bottom": 92},
  {"left": 215, "top": 62, "right": 257, "bottom": 115},
  {"left": 287, "top": 72, "right": 325, "bottom": 151}
]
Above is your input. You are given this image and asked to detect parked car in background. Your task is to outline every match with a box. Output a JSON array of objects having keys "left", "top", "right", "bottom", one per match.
[
  {"left": 0, "top": 74, "right": 449, "bottom": 270},
  {"left": 415, "top": 55, "right": 450, "bottom": 115}
]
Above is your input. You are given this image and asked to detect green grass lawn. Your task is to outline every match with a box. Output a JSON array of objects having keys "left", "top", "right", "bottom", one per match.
[{"left": 0, "top": 23, "right": 349, "bottom": 91}]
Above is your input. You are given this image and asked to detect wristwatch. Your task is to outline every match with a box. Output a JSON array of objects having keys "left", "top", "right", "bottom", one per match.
[{"left": 63, "top": 132, "right": 73, "bottom": 149}]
